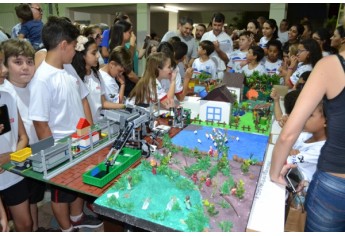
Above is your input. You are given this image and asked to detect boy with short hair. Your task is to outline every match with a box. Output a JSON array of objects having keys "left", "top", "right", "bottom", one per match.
[
  {"left": 0, "top": 44, "right": 29, "bottom": 232},
  {"left": 159, "top": 41, "right": 193, "bottom": 102},
  {"left": 192, "top": 40, "right": 217, "bottom": 81},
  {"left": 28, "top": 16, "right": 102, "bottom": 232}
]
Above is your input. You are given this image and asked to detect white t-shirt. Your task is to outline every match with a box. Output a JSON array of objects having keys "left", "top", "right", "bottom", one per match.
[
  {"left": 29, "top": 61, "right": 88, "bottom": 140},
  {"left": 11, "top": 84, "right": 39, "bottom": 145},
  {"left": 287, "top": 132, "right": 325, "bottom": 182},
  {"left": 227, "top": 50, "right": 247, "bottom": 73},
  {"left": 242, "top": 63, "right": 266, "bottom": 77},
  {"left": 160, "top": 67, "right": 183, "bottom": 96},
  {"left": 289, "top": 63, "right": 312, "bottom": 86},
  {"left": 84, "top": 71, "right": 105, "bottom": 123},
  {"left": 278, "top": 31, "right": 288, "bottom": 45},
  {"left": 259, "top": 36, "right": 270, "bottom": 49},
  {"left": 126, "top": 78, "right": 166, "bottom": 105},
  {"left": 192, "top": 58, "right": 217, "bottom": 80},
  {"left": 99, "top": 69, "right": 120, "bottom": 103},
  {"left": 0, "top": 80, "right": 24, "bottom": 190},
  {"left": 263, "top": 58, "right": 283, "bottom": 76},
  {"left": 201, "top": 30, "right": 233, "bottom": 77}
]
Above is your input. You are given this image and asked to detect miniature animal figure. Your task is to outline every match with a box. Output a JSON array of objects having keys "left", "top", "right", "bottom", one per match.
[
  {"left": 198, "top": 139, "right": 202, "bottom": 143},
  {"left": 184, "top": 195, "right": 192, "bottom": 210}
]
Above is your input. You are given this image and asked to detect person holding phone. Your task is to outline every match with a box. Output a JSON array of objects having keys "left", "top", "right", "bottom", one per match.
[{"left": 285, "top": 101, "right": 326, "bottom": 191}]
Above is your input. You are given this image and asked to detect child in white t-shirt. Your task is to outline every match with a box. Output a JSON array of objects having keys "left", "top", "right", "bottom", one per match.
[
  {"left": 286, "top": 101, "right": 326, "bottom": 191},
  {"left": 28, "top": 16, "right": 102, "bottom": 232},
  {"left": 2, "top": 39, "right": 49, "bottom": 232},
  {"left": 192, "top": 40, "right": 217, "bottom": 80},
  {"left": 242, "top": 45, "right": 266, "bottom": 77},
  {"left": 72, "top": 37, "right": 130, "bottom": 123},
  {"left": 227, "top": 31, "right": 254, "bottom": 73},
  {"left": 263, "top": 39, "right": 283, "bottom": 76},
  {"left": 0, "top": 45, "right": 29, "bottom": 231}
]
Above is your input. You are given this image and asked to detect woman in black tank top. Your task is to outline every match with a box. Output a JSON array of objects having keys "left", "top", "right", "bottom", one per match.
[{"left": 270, "top": 50, "right": 345, "bottom": 231}]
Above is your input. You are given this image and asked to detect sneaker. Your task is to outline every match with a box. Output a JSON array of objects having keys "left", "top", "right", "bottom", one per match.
[{"left": 71, "top": 214, "right": 103, "bottom": 229}]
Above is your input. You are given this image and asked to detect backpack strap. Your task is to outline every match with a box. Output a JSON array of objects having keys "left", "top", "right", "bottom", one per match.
[{"left": 336, "top": 54, "right": 345, "bottom": 72}]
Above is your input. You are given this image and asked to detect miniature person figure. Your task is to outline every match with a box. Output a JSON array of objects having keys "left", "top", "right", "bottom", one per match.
[
  {"left": 205, "top": 175, "right": 212, "bottom": 187},
  {"left": 150, "top": 159, "right": 157, "bottom": 175},
  {"left": 127, "top": 176, "right": 132, "bottom": 190},
  {"left": 208, "top": 146, "right": 214, "bottom": 157},
  {"left": 191, "top": 173, "right": 198, "bottom": 184},
  {"left": 184, "top": 195, "right": 192, "bottom": 210}
]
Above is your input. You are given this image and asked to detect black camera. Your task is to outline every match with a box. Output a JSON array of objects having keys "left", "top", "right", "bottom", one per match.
[
  {"left": 284, "top": 167, "right": 303, "bottom": 193},
  {"left": 0, "top": 104, "right": 11, "bottom": 135}
]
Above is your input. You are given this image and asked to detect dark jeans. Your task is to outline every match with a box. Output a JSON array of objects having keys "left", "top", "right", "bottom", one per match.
[{"left": 305, "top": 169, "right": 345, "bottom": 231}]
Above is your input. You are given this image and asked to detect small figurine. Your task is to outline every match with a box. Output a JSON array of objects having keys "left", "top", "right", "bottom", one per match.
[
  {"left": 142, "top": 198, "right": 150, "bottom": 210},
  {"left": 194, "top": 130, "right": 197, "bottom": 134},
  {"left": 208, "top": 146, "right": 214, "bottom": 157},
  {"left": 205, "top": 175, "right": 212, "bottom": 187},
  {"left": 184, "top": 195, "right": 192, "bottom": 210},
  {"left": 127, "top": 176, "right": 132, "bottom": 190},
  {"left": 205, "top": 133, "right": 209, "bottom": 139},
  {"left": 236, "top": 136, "right": 240, "bottom": 142},
  {"left": 166, "top": 197, "right": 175, "bottom": 211},
  {"left": 198, "top": 139, "right": 202, "bottom": 144},
  {"left": 150, "top": 159, "right": 157, "bottom": 175},
  {"left": 191, "top": 172, "right": 198, "bottom": 184},
  {"left": 210, "top": 134, "right": 214, "bottom": 141},
  {"left": 213, "top": 142, "right": 217, "bottom": 147}
]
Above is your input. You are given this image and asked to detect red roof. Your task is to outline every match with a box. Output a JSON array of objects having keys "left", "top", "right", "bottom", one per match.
[{"left": 76, "top": 118, "right": 90, "bottom": 129}]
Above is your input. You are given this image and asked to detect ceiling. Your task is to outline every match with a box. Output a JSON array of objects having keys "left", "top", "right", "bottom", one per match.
[{"left": 68, "top": 3, "right": 270, "bottom": 15}]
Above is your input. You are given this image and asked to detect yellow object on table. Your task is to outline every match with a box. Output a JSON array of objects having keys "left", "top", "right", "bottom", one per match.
[{"left": 10, "top": 147, "right": 32, "bottom": 162}]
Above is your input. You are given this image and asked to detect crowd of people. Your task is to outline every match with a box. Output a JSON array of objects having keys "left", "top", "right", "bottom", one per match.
[{"left": 0, "top": 2, "right": 345, "bottom": 232}]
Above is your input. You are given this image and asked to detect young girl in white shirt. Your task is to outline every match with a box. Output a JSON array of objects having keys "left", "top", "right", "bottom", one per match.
[
  {"left": 128, "top": 52, "right": 177, "bottom": 109},
  {"left": 259, "top": 19, "right": 279, "bottom": 54},
  {"left": 72, "top": 36, "right": 131, "bottom": 123},
  {"left": 284, "top": 38, "right": 322, "bottom": 88}
]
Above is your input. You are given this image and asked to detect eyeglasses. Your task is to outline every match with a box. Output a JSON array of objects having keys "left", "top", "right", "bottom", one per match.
[
  {"left": 297, "top": 49, "right": 308, "bottom": 54},
  {"left": 31, "top": 6, "right": 43, "bottom": 13}
]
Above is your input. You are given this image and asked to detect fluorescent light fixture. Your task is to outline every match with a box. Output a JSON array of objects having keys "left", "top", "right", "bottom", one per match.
[{"left": 162, "top": 5, "right": 179, "bottom": 13}]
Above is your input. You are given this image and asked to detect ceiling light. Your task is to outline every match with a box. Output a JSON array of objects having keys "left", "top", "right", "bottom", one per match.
[{"left": 162, "top": 5, "right": 179, "bottom": 13}]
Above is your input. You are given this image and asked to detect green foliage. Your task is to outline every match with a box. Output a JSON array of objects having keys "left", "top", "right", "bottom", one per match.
[
  {"left": 184, "top": 164, "right": 200, "bottom": 176},
  {"left": 245, "top": 71, "right": 280, "bottom": 88},
  {"left": 206, "top": 204, "right": 219, "bottom": 216},
  {"left": 217, "top": 156, "right": 229, "bottom": 171},
  {"left": 172, "top": 201, "right": 182, "bottom": 211},
  {"left": 217, "top": 199, "right": 230, "bottom": 209},
  {"left": 181, "top": 146, "right": 192, "bottom": 157},
  {"left": 162, "top": 134, "right": 172, "bottom": 147},
  {"left": 185, "top": 207, "right": 209, "bottom": 232},
  {"left": 107, "top": 195, "right": 134, "bottom": 212},
  {"left": 175, "top": 178, "right": 195, "bottom": 190},
  {"left": 169, "top": 145, "right": 180, "bottom": 155},
  {"left": 240, "top": 160, "right": 251, "bottom": 174},
  {"left": 153, "top": 151, "right": 164, "bottom": 161},
  {"left": 157, "top": 164, "right": 169, "bottom": 175},
  {"left": 220, "top": 164, "right": 230, "bottom": 176},
  {"left": 141, "top": 159, "right": 152, "bottom": 170},
  {"left": 209, "top": 165, "right": 218, "bottom": 178},
  {"left": 220, "top": 176, "right": 235, "bottom": 196},
  {"left": 148, "top": 210, "right": 169, "bottom": 221},
  {"left": 197, "top": 71, "right": 212, "bottom": 82},
  {"left": 218, "top": 221, "right": 233, "bottom": 232},
  {"left": 236, "top": 179, "right": 245, "bottom": 199},
  {"left": 195, "top": 155, "right": 211, "bottom": 171}
]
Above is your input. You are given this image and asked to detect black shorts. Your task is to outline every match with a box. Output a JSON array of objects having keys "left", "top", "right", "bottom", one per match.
[
  {"left": 27, "top": 178, "right": 46, "bottom": 204},
  {"left": 0, "top": 179, "right": 29, "bottom": 206},
  {"left": 50, "top": 185, "right": 77, "bottom": 203}
]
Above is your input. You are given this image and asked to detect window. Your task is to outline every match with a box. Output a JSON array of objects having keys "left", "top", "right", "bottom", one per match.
[{"left": 206, "top": 106, "right": 222, "bottom": 121}]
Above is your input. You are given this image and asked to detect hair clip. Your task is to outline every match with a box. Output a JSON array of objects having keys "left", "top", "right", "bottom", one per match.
[{"left": 75, "top": 35, "right": 88, "bottom": 52}]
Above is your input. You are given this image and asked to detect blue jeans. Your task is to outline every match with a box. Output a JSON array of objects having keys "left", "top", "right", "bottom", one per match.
[{"left": 305, "top": 169, "right": 345, "bottom": 231}]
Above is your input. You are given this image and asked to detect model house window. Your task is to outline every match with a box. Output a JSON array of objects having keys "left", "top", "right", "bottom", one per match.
[{"left": 206, "top": 106, "right": 222, "bottom": 121}]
